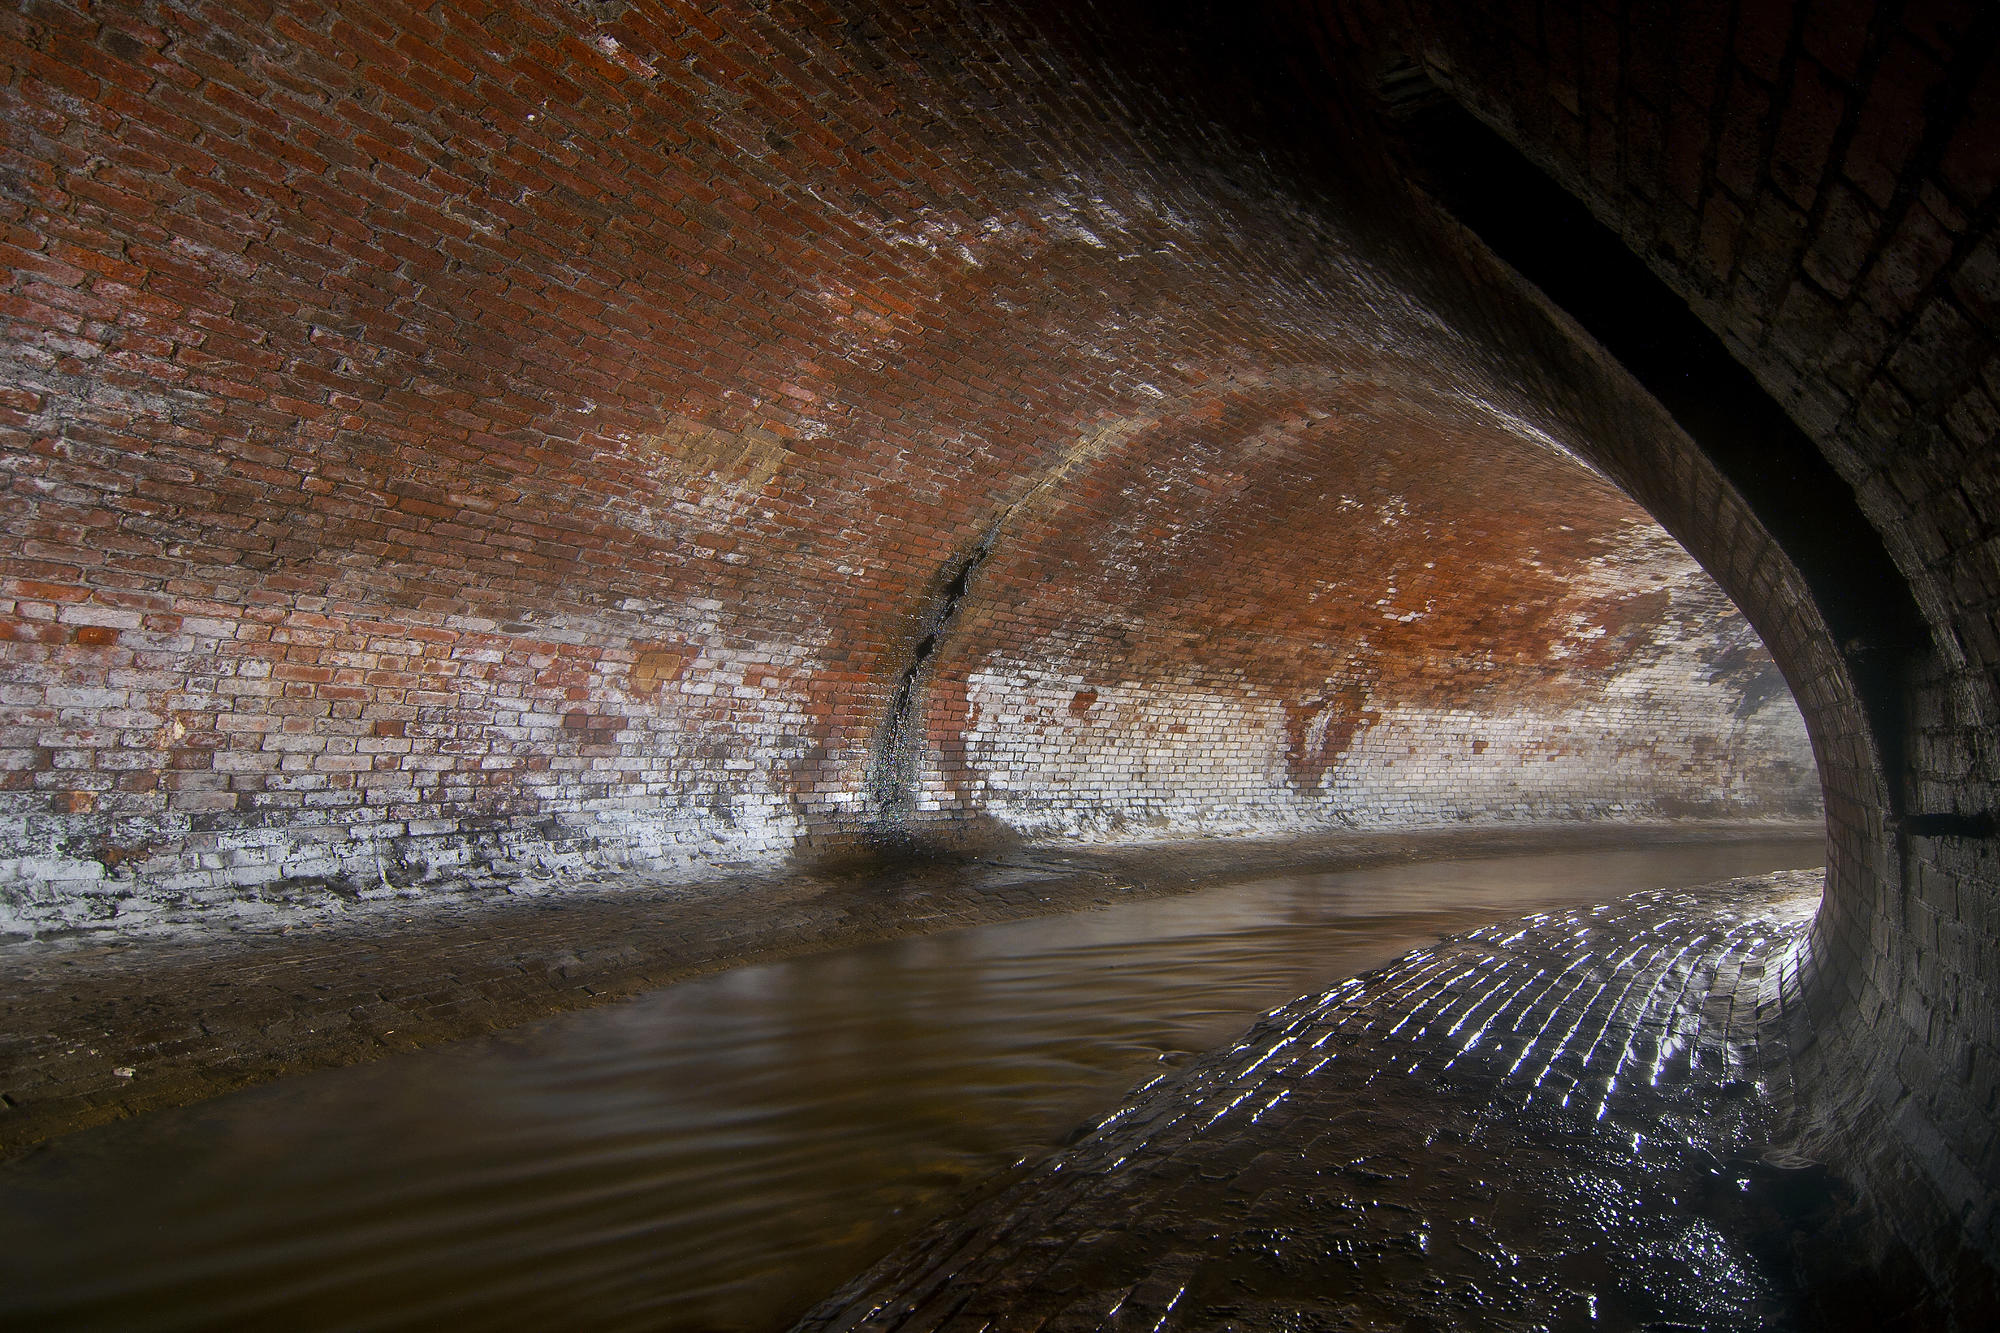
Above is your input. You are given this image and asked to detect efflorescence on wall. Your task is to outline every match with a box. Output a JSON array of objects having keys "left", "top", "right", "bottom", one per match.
[
  {"left": 923, "top": 445, "right": 1814, "bottom": 843},
  {"left": 0, "top": 2, "right": 1821, "bottom": 936}
]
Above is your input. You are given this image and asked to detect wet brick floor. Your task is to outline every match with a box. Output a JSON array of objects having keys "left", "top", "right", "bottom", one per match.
[{"left": 797, "top": 869, "right": 1822, "bottom": 1333}]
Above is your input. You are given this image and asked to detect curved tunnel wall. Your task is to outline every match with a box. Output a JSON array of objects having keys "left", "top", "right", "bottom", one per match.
[
  {"left": 9, "top": 0, "right": 1986, "bottom": 1306},
  {"left": 0, "top": 0, "right": 1817, "bottom": 935},
  {"left": 1277, "top": 0, "right": 2000, "bottom": 1303}
]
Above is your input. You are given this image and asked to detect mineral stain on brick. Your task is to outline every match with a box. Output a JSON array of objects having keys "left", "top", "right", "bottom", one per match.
[{"left": 627, "top": 646, "right": 690, "bottom": 695}]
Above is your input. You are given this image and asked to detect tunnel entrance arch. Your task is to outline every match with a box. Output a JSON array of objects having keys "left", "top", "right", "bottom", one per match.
[{"left": 1260, "top": 4, "right": 1998, "bottom": 1307}]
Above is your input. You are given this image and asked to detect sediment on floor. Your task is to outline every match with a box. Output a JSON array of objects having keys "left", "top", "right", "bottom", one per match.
[{"left": 0, "top": 822, "right": 1816, "bottom": 1158}]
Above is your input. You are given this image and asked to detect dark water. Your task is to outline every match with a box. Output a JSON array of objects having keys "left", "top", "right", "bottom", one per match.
[{"left": 0, "top": 837, "right": 1821, "bottom": 1332}]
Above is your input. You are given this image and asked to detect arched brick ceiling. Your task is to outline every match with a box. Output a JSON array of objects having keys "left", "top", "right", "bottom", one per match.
[{"left": 0, "top": 0, "right": 1815, "bottom": 921}]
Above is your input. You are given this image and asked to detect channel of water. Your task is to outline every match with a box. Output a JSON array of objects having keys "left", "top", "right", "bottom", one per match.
[{"left": 0, "top": 836, "right": 1822, "bottom": 1331}]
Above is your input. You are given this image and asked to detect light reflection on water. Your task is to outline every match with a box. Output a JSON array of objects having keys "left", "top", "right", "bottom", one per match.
[{"left": 0, "top": 837, "right": 1821, "bottom": 1332}]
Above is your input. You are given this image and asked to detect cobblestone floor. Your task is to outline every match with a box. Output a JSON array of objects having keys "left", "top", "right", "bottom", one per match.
[
  {"left": 0, "top": 824, "right": 1810, "bottom": 1156},
  {"left": 797, "top": 870, "right": 1823, "bottom": 1333}
]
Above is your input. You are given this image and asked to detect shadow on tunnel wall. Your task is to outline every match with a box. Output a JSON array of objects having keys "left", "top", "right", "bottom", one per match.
[{"left": 1045, "top": 0, "right": 1997, "bottom": 1317}]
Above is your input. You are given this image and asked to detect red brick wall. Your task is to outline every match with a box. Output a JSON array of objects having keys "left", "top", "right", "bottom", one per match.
[{"left": 0, "top": 1, "right": 1818, "bottom": 936}]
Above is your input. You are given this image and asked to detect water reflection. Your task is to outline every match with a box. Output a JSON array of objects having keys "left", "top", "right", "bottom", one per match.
[{"left": 0, "top": 838, "right": 1820, "bottom": 1332}]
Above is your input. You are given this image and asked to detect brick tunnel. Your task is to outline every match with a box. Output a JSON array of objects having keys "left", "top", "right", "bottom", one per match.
[{"left": 0, "top": 0, "right": 1995, "bottom": 1326}]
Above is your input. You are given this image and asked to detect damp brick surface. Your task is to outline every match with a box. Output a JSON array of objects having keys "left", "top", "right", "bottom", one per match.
[{"left": 797, "top": 870, "right": 1823, "bottom": 1333}]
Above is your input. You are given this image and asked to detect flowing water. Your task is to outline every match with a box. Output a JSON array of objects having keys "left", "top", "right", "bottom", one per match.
[{"left": 0, "top": 837, "right": 1821, "bottom": 1332}]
